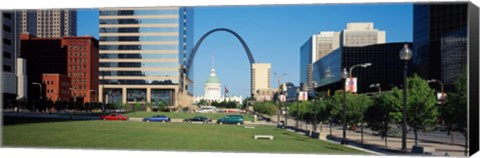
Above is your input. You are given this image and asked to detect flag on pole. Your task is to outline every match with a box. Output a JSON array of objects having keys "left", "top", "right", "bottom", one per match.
[
  {"left": 345, "top": 77, "right": 357, "bottom": 92},
  {"left": 225, "top": 85, "right": 229, "bottom": 94}
]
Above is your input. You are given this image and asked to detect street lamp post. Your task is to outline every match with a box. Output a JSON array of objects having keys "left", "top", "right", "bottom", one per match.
[
  {"left": 347, "top": 63, "right": 372, "bottom": 144},
  {"left": 427, "top": 79, "right": 452, "bottom": 144},
  {"left": 399, "top": 44, "right": 412, "bottom": 151},
  {"left": 282, "top": 83, "right": 288, "bottom": 129},
  {"left": 348, "top": 63, "right": 372, "bottom": 93},
  {"left": 68, "top": 88, "right": 77, "bottom": 102},
  {"left": 341, "top": 68, "right": 348, "bottom": 145},
  {"left": 311, "top": 81, "right": 318, "bottom": 132},
  {"left": 427, "top": 79, "right": 445, "bottom": 103},
  {"left": 366, "top": 83, "right": 382, "bottom": 144},
  {"left": 274, "top": 72, "right": 287, "bottom": 127},
  {"left": 90, "top": 89, "right": 97, "bottom": 103},
  {"left": 369, "top": 83, "right": 381, "bottom": 93},
  {"left": 32, "top": 82, "right": 43, "bottom": 112}
]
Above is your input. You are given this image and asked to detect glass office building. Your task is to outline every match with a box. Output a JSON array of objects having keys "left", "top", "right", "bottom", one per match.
[
  {"left": 313, "top": 43, "right": 411, "bottom": 93},
  {"left": 98, "top": 7, "right": 193, "bottom": 106},
  {"left": 413, "top": 3, "right": 468, "bottom": 88}
]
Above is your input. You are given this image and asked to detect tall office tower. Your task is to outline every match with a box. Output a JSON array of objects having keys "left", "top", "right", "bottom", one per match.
[
  {"left": 18, "top": 9, "right": 77, "bottom": 38},
  {"left": 98, "top": 7, "right": 194, "bottom": 107},
  {"left": 316, "top": 31, "right": 341, "bottom": 60},
  {"left": 413, "top": 3, "right": 468, "bottom": 87},
  {"left": 341, "top": 22, "right": 385, "bottom": 47},
  {"left": 251, "top": 63, "right": 271, "bottom": 96},
  {"left": 1, "top": 11, "right": 18, "bottom": 106},
  {"left": 300, "top": 31, "right": 340, "bottom": 90}
]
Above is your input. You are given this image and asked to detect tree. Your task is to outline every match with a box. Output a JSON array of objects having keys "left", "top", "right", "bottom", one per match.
[
  {"left": 364, "top": 88, "right": 402, "bottom": 147},
  {"left": 157, "top": 100, "right": 168, "bottom": 112},
  {"left": 253, "top": 101, "right": 278, "bottom": 115},
  {"left": 441, "top": 69, "right": 468, "bottom": 155},
  {"left": 288, "top": 101, "right": 311, "bottom": 128},
  {"left": 405, "top": 74, "right": 438, "bottom": 145},
  {"left": 329, "top": 91, "right": 372, "bottom": 128},
  {"left": 197, "top": 99, "right": 209, "bottom": 106}
]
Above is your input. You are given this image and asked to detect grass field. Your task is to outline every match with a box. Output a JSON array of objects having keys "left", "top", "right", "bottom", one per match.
[
  {"left": 123, "top": 111, "right": 254, "bottom": 121},
  {"left": 36, "top": 111, "right": 254, "bottom": 121},
  {"left": 3, "top": 120, "right": 367, "bottom": 154}
]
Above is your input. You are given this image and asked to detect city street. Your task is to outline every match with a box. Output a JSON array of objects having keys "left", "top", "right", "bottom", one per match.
[{"left": 264, "top": 114, "right": 467, "bottom": 156}]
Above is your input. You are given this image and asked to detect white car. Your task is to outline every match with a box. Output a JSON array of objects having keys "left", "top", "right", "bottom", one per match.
[{"left": 197, "top": 106, "right": 216, "bottom": 113}]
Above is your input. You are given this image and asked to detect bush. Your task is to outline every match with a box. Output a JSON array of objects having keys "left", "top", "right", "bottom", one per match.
[{"left": 253, "top": 101, "right": 278, "bottom": 116}]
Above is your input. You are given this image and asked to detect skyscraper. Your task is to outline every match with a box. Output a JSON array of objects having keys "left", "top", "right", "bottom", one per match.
[
  {"left": 1, "top": 11, "right": 18, "bottom": 106},
  {"left": 413, "top": 3, "right": 468, "bottom": 87},
  {"left": 300, "top": 31, "right": 340, "bottom": 90},
  {"left": 98, "top": 7, "right": 193, "bottom": 107},
  {"left": 18, "top": 9, "right": 77, "bottom": 38},
  {"left": 251, "top": 63, "right": 271, "bottom": 96},
  {"left": 341, "top": 22, "right": 385, "bottom": 47},
  {"left": 300, "top": 23, "right": 385, "bottom": 89}
]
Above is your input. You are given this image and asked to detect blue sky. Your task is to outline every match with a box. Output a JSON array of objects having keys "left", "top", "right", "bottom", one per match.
[{"left": 78, "top": 3, "right": 413, "bottom": 98}]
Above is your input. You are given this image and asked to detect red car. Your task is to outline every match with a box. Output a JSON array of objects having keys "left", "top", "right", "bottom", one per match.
[{"left": 100, "top": 113, "right": 128, "bottom": 121}]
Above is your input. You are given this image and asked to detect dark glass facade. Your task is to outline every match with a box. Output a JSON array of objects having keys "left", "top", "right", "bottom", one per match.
[
  {"left": 300, "top": 37, "right": 313, "bottom": 86},
  {"left": 413, "top": 3, "right": 468, "bottom": 88},
  {"left": 315, "top": 43, "right": 412, "bottom": 93}
]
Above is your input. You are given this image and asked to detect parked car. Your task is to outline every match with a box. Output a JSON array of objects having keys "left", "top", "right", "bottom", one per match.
[
  {"left": 217, "top": 116, "right": 244, "bottom": 125},
  {"left": 197, "top": 106, "right": 217, "bottom": 113},
  {"left": 143, "top": 115, "right": 171, "bottom": 122},
  {"left": 225, "top": 114, "right": 244, "bottom": 119},
  {"left": 100, "top": 113, "right": 128, "bottom": 121},
  {"left": 183, "top": 116, "right": 212, "bottom": 124}
]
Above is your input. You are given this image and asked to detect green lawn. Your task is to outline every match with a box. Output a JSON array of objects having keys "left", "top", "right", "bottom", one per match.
[
  {"left": 3, "top": 120, "right": 367, "bottom": 154},
  {"left": 123, "top": 111, "right": 254, "bottom": 121}
]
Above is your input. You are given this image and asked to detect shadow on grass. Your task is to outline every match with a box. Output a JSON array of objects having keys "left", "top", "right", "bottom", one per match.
[{"left": 3, "top": 116, "right": 96, "bottom": 126}]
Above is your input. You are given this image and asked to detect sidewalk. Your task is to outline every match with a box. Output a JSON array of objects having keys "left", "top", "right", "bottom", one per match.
[{"left": 262, "top": 114, "right": 467, "bottom": 157}]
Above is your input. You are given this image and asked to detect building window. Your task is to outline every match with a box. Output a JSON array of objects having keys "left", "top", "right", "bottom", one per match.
[
  {"left": 3, "top": 51, "right": 12, "bottom": 59},
  {"left": 3, "top": 65, "right": 12, "bottom": 72},
  {"left": 3, "top": 38, "right": 12, "bottom": 46},
  {"left": 3, "top": 25, "right": 12, "bottom": 33}
]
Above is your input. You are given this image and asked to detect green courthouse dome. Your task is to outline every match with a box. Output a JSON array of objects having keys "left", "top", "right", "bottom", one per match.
[
  {"left": 205, "top": 68, "right": 221, "bottom": 84},
  {"left": 206, "top": 75, "right": 221, "bottom": 84}
]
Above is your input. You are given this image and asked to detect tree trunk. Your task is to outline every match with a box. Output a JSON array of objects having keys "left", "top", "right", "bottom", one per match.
[
  {"left": 414, "top": 129, "right": 418, "bottom": 145},
  {"left": 361, "top": 120, "right": 364, "bottom": 143},
  {"left": 385, "top": 124, "right": 388, "bottom": 147},
  {"left": 330, "top": 121, "right": 332, "bottom": 136},
  {"left": 320, "top": 122, "right": 323, "bottom": 132}
]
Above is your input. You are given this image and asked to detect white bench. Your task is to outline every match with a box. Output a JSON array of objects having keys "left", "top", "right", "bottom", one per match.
[
  {"left": 254, "top": 135, "right": 274, "bottom": 140},
  {"left": 286, "top": 129, "right": 296, "bottom": 132},
  {"left": 244, "top": 126, "right": 255, "bottom": 129}
]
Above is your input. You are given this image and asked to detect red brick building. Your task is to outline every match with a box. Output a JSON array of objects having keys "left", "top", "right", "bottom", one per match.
[
  {"left": 42, "top": 74, "right": 71, "bottom": 101},
  {"left": 62, "top": 37, "right": 99, "bottom": 103},
  {"left": 20, "top": 34, "right": 99, "bottom": 103}
]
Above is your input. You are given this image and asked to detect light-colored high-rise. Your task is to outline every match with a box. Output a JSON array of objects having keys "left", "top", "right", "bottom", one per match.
[
  {"left": 301, "top": 22, "right": 385, "bottom": 89},
  {"left": 251, "top": 63, "right": 271, "bottom": 96},
  {"left": 98, "top": 7, "right": 194, "bottom": 107},
  {"left": 18, "top": 9, "right": 77, "bottom": 38},
  {"left": 300, "top": 31, "right": 340, "bottom": 90},
  {"left": 316, "top": 31, "right": 341, "bottom": 61},
  {"left": 341, "top": 22, "right": 385, "bottom": 47},
  {"left": 1, "top": 11, "right": 18, "bottom": 106}
]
